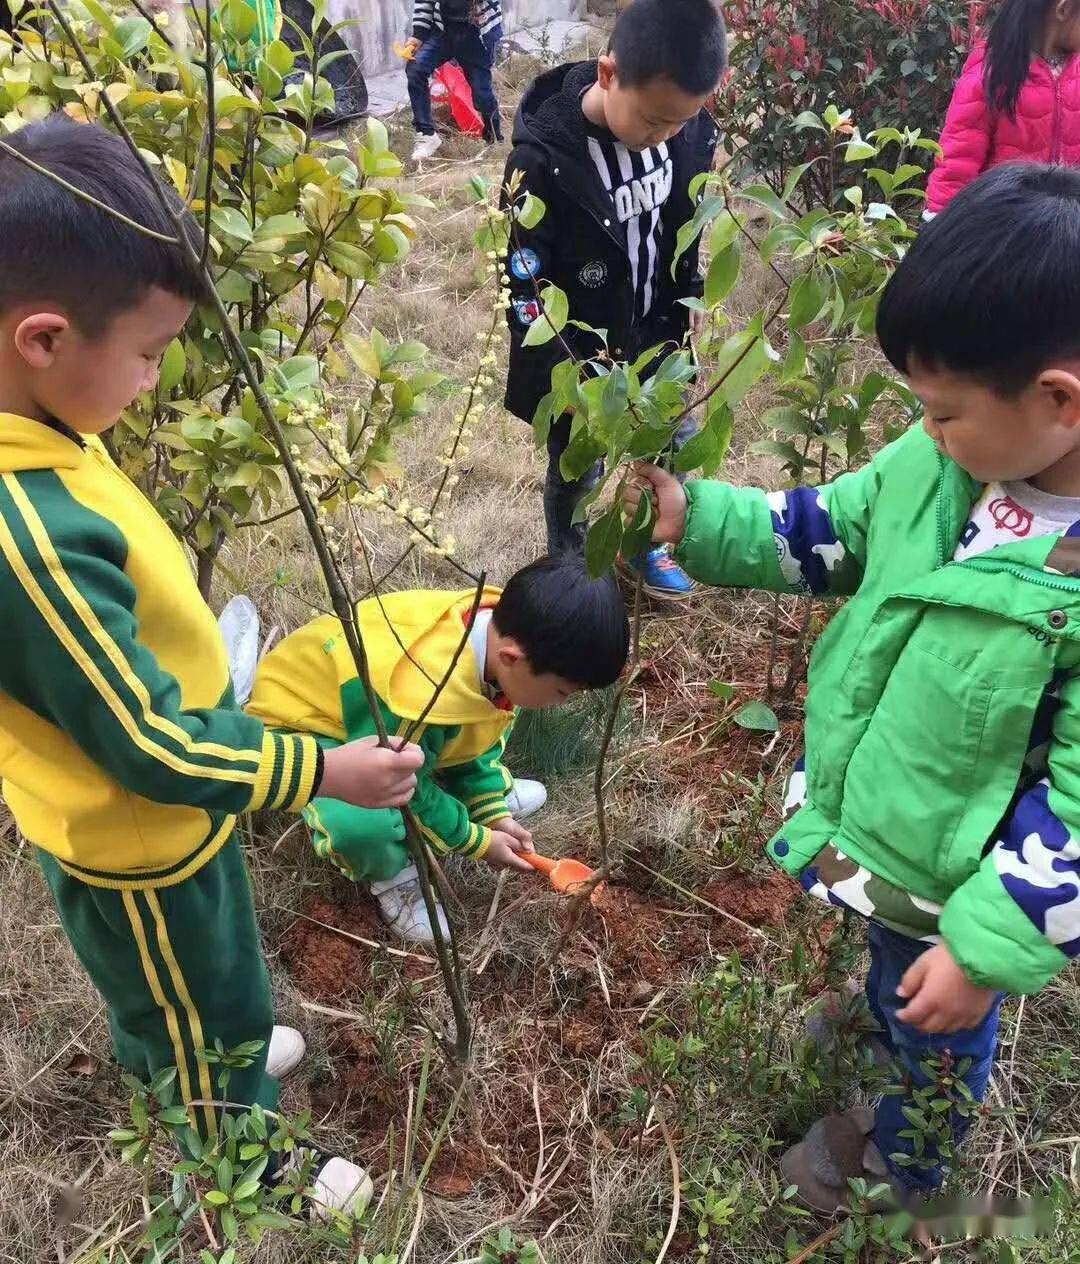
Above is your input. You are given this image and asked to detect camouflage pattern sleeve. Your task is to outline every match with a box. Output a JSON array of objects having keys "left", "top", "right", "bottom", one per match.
[{"left": 941, "top": 671, "right": 1080, "bottom": 994}]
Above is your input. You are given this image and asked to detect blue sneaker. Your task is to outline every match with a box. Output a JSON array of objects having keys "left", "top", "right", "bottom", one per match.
[{"left": 628, "top": 546, "right": 695, "bottom": 601}]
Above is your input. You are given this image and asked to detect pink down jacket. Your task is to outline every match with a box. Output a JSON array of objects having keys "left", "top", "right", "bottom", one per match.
[{"left": 927, "top": 41, "right": 1080, "bottom": 213}]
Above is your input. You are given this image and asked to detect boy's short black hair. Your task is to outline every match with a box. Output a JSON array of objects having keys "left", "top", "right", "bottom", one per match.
[
  {"left": 0, "top": 115, "right": 205, "bottom": 335},
  {"left": 877, "top": 163, "right": 1080, "bottom": 396},
  {"left": 493, "top": 555, "right": 629, "bottom": 689},
  {"left": 610, "top": 0, "right": 727, "bottom": 97}
]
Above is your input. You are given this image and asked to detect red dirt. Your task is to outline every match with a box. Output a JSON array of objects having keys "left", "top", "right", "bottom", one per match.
[
  {"left": 280, "top": 893, "right": 431, "bottom": 1002},
  {"left": 280, "top": 894, "right": 380, "bottom": 1001},
  {"left": 702, "top": 869, "right": 803, "bottom": 947}
]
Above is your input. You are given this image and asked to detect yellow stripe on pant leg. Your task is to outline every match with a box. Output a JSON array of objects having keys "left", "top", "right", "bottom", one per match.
[
  {"left": 146, "top": 891, "right": 218, "bottom": 1137},
  {"left": 121, "top": 890, "right": 195, "bottom": 1126}
]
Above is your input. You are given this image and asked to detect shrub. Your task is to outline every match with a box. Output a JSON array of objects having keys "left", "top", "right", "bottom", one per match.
[{"left": 718, "top": 0, "right": 987, "bottom": 204}]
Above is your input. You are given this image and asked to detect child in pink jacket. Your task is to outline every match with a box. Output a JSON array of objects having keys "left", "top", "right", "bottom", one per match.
[{"left": 927, "top": 0, "right": 1080, "bottom": 214}]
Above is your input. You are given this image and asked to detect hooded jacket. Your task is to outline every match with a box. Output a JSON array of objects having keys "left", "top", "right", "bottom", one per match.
[
  {"left": 501, "top": 61, "right": 720, "bottom": 423},
  {"left": 927, "top": 41, "right": 1080, "bottom": 213},
  {"left": 0, "top": 415, "right": 321, "bottom": 888},
  {"left": 249, "top": 588, "right": 516, "bottom": 871},
  {"left": 678, "top": 425, "right": 1080, "bottom": 996}
]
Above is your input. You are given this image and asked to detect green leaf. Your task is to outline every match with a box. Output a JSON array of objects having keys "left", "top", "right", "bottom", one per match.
[
  {"left": 522, "top": 284, "right": 568, "bottom": 347},
  {"left": 734, "top": 701, "right": 779, "bottom": 732},
  {"left": 673, "top": 416, "right": 723, "bottom": 475},
  {"left": 204, "top": 1190, "right": 230, "bottom": 1207},
  {"left": 584, "top": 504, "right": 623, "bottom": 579},
  {"left": 844, "top": 134, "right": 878, "bottom": 163},
  {"left": 157, "top": 339, "right": 187, "bottom": 393},
  {"left": 781, "top": 332, "right": 807, "bottom": 383},
  {"left": 713, "top": 322, "right": 772, "bottom": 411},
  {"left": 157, "top": 1106, "right": 192, "bottom": 1127},
  {"left": 266, "top": 38, "right": 296, "bottom": 74},
  {"left": 738, "top": 184, "right": 789, "bottom": 220},
  {"left": 671, "top": 195, "right": 725, "bottom": 276},
  {"left": 793, "top": 110, "right": 826, "bottom": 132},
  {"left": 708, "top": 681, "right": 734, "bottom": 701},
  {"left": 516, "top": 192, "right": 546, "bottom": 230},
  {"left": 704, "top": 242, "right": 741, "bottom": 308},
  {"left": 601, "top": 366, "right": 629, "bottom": 421},
  {"left": 781, "top": 161, "right": 816, "bottom": 204},
  {"left": 221, "top": 0, "right": 258, "bottom": 42},
  {"left": 751, "top": 438, "right": 805, "bottom": 469},
  {"left": 212, "top": 206, "right": 254, "bottom": 243},
  {"left": 788, "top": 272, "right": 825, "bottom": 330},
  {"left": 114, "top": 15, "right": 152, "bottom": 57},
  {"left": 255, "top": 213, "right": 306, "bottom": 241},
  {"left": 366, "top": 116, "right": 390, "bottom": 155}
]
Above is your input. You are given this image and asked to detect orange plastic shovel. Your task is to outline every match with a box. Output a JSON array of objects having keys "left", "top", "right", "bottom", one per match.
[{"left": 524, "top": 852, "right": 603, "bottom": 900}]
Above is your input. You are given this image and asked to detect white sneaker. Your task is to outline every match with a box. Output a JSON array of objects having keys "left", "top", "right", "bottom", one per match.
[
  {"left": 278, "top": 1149, "right": 374, "bottom": 1221},
  {"left": 311, "top": 1154, "right": 374, "bottom": 1220},
  {"left": 266, "top": 1025, "right": 306, "bottom": 1079},
  {"left": 371, "top": 864, "right": 449, "bottom": 945},
  {"left": 505, "top": 777, "right": 548, "bottom": 819},
  {"left": 410, "top": 132, "right": 443, "bottom": 161}
]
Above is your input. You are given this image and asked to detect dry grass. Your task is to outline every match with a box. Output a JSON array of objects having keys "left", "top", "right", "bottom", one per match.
[{"left": 2, "top": 44, "right": 1079, "bottom": 1264}]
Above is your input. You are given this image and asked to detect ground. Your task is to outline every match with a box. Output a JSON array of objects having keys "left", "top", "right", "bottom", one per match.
[{"left": 2, "top": 37, "right": 1080, "bottom": 1264}]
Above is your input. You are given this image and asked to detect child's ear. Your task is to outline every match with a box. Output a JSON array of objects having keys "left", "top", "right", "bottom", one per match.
[
  {"left": 597, "top": 51, "right": 617, "bottom": 90},
  {"left": 496, "top": 642, "right": 526, "bottom": 670},
  {"left": 14, "top": 312, "right": 71, "bottom": 369}
]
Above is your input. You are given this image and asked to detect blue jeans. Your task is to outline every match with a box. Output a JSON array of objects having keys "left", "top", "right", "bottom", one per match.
[
  {"left": 406, "top": 24, "right": 501, "bottom": 142},
  {"left": 867, "top": 922, "right": 1004, "bottom": 1192},
  {"left": 544, "top": 413, "right": 699, "bottom": 556}
]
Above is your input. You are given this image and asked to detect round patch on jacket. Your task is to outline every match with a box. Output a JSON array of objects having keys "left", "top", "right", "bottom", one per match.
[
  {"left": 513, "top": 297, "right": 542, "bottom": 326},
  {"left": 509, "top": 248, "right": 542, "bottom": 280},
  {"left": 579, "top": 260, "right": 608, "bottom": 288}
]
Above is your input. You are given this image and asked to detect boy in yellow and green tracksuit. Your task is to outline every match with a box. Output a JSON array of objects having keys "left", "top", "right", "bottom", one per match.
[
  {"left": 249, "top": 555, "right": 631, "bottom": 943},
  {"left": 0, "top": 117, "right": 423, "bottom": 1212}
]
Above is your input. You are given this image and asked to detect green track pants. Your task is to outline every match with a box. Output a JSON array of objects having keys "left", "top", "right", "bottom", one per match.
[{"left": 38, "top": 834, "right": 278, "bottom": 1138}]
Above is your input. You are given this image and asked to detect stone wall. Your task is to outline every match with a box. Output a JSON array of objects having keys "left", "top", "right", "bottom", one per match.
[{"left": 331, "top": 0, "right": 588, "bottom": 78}]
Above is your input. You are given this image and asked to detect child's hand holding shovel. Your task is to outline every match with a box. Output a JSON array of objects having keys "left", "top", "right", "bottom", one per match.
[{"left": 484, "top": 818, "right": 536, "bottom": 872}]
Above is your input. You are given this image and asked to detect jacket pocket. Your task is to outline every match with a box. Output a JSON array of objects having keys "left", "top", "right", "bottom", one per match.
[{"left": 839, "top": 632, "right": 1047, "bottom": 894}]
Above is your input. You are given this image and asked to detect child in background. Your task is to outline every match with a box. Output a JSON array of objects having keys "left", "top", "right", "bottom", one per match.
[
  {"left": 501, "top": 0, "right": 725, "bottom": 600},
  {"left": 927, "top": 0, "right": 1080, "bottom": 215},
  {"left": 404, "top": 0, "right": 503, "bottom": 162},
  {"left": 627, "top": 164, "right": 1080, "bottom": 1207},
  {"left": 249, "top": 556, "right": 629, "bottom": 944},
  {"left": 0, "top": 116, "right": 425, "bottom": 1215}
]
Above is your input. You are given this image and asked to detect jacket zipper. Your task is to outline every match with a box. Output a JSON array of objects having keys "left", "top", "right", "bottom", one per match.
[
  {"left": 959, "top": 554, "right": 1080, "bottom": 596},
  {"left": 1051, "top": 63, "right": 1065, "bottom": 163}
]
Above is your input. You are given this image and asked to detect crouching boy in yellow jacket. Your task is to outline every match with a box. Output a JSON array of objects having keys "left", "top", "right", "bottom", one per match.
[{"left": 249, "top": 555, "right": 629, "bottom": 942}]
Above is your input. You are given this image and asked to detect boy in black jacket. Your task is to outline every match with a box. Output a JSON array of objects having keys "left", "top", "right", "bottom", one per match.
[{"left": 502, "top": 0, "right": 726, "bottom": 599}]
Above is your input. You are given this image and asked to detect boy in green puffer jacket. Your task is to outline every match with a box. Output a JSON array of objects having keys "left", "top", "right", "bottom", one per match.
[{"left": 628, "top": 163, "right": 1080, "bottom": 1209}]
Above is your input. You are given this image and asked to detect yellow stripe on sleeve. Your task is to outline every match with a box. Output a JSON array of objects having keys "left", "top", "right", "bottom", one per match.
[
  {"left": 6, "top": 476, "right": 261, "bottom": 769},
  {"left": 0, "top": 502, "right": 258, "bottom": 788}
]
